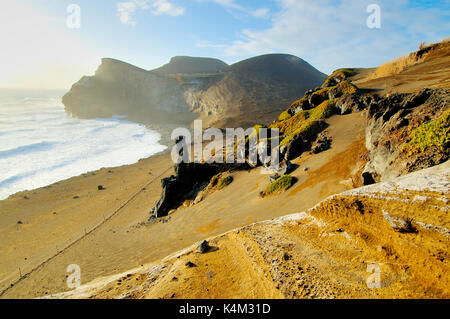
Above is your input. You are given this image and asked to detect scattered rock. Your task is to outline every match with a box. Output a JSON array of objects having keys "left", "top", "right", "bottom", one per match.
[
  {"left": 185, "top": 261, "right": 196, "bottom": 268},
  {"left": 311, "top": 133, "right": 331, "bottom": 154},
  {"left": 73, "top": 196, "right": 80, "bottom": 199},
  {"left": 17, "top": 221, "right": 23, "bottom": 225},
  {"left": 97, "top": 185, "right": 105, "bottom": 191},
  {"left": 198, "top": 240, "right": 211, "bottom": 254}
]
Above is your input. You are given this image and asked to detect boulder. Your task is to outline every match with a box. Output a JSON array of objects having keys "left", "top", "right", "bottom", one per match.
[
  {"left": 198, "top": 240, "right": 211, "bottom": 253},
  {"left": 335, "top": 94, "right": 367, "bottom": 115},
  {"left": 151, "top": 162, "right": 220, "bottom": 218},
  {"left": 308, "top": 92, "right": 326, "bottom": 108},
  {"left": 311, "top": 134, "right": 331, "bottom": 154}
]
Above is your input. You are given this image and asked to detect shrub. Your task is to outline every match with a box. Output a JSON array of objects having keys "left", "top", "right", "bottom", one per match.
[
  {"left": 322, "top": 69, "right": 356, "bottom": 87},
  {"left": 289, "top": 96, "right": 309, "bottom": 111},
  {"left": 218, "top": 176, "right": 233, "bottom": 189},
  {"left": 404, "top": 110, "right": 449, "bottom": 155},
  {"left": 336, "top": 80, "right": 358, "bottom": 95},
  {"left": 273, "top": 99, "right": 336, "bottom": 147},
  {"left": 261, "top": 175, "right": 296, "bottom": 197},
  {"left": 210, "top": 173, "right": 221, "bottom": 187},
  {"left": 278, "top": 111, "right": 292, "bottom": 121}
]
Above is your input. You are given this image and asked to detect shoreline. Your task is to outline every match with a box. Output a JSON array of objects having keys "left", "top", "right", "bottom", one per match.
[{"left": 0, "top": 98, "right": 178, "bottom": 201}]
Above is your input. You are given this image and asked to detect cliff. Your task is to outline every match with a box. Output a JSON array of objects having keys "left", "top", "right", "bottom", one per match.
[{"left": 62, "top": 55, "right": 326, "bottom": 128}]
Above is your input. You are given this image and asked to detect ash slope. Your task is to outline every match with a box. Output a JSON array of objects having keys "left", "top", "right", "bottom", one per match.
[{"left": 45, "top": 162, "right": 449, "bottom": 299}]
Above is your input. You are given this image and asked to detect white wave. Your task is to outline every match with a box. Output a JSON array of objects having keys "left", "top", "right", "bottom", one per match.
[{"left": 0, "top": 90, "right": 167, "bottom": 200}]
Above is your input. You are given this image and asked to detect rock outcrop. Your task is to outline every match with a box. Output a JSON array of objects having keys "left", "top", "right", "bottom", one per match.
[
  {"left": 151, "top": 162, "right": 220, "bottom": 218},
  {"left": 363, "top": 88, "right": 449, "bottom": 183}
]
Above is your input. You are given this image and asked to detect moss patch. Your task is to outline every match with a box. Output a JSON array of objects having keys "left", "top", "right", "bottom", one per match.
[
  {"left": 404, "top": 110, "right": 450, "bottom": 155},
  {"left": 278, "top": 111, "right": 292, "bottom": 121},
  {"left": 261, "top": 175, "right": 296, "bottom": 197},
  {"left": 218, "top": 176, "right": 233, "bottom": 189},
  {"left": 322, "top": 69, "right": 356, "bottom": 87},
  {"left": 336, "top": 80, "right": 358, "bottom": 95},
  {"left": 273, "top": 99, "right": 336, "bottom": 147}
]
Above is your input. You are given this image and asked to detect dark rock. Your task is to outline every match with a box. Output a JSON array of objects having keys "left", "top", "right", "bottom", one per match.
[
  {"left": 185, "top": 261, "right": 196, "bottom": 268},
  {"left": 335, "top": 94, "right": 367, "bottom": 115},
  {"left": 17, "top": 221, "right": 23, "bottom": 225},
  {"left": 322, "top": 77, "right": 338, "bottom": 88},
  {"left": 269, "top": 175, "right": 279, "bottom": 183},
  {"left": 283, "top": 120, "right": 327, "bottom": 160},
  {"left": 151, "top": 162, "right": 220, "bottom": 218},
  {"left": 198, "top": 240, "right": 210, "bottom": 254},
  {"left": 364, "top": 88, "right": 449, "bottom": 181},
  {"left": 311, "top": 134, "right": 331, "bottom": 154},
  {"left": 401, "top": 88, "right": 432, "bottom": 109},
  {"left": 97, "top": 185, "right": 105, "bottom": 190},
  {"left": 264, "top": 160, "right": 293, "bottom": 177},
  {"left": 308, "top": 92, "right": 326, "bottom": 108},
  {"left": 362, "top": 171, "right": 377, "bottom": 186}
]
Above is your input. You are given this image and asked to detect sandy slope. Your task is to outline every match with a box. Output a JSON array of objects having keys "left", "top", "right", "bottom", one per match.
[
  {"left": 0, "top": 112, "right": 366, "bottom": 298},
  {"left": 45, "top": 161, "right": 449, "bottom": 299}
]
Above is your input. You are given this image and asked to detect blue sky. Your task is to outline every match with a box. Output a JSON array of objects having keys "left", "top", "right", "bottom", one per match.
[{"left": 0, "top": 0, "right": 449, "bottom": 89}]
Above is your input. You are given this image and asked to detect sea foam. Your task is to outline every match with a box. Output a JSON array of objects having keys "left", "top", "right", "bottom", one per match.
[{"left": 0, "top": 89, "right": 167, "bottom": 200}]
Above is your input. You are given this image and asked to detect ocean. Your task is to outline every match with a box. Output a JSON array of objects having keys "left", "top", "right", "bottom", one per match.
[{"left": 0, "top": 89, "right": 167, "bottom": 200}]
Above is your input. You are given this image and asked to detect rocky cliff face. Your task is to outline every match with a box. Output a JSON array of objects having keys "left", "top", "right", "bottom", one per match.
[
  {"left": 363, "top": 88, "right": 449, "bottom": 183},
  {"left": 63, "top": 58, "right": 196, "bottom": 126},
  {"left": 63, "top": 55, "right": 326, "bottom": 128}
]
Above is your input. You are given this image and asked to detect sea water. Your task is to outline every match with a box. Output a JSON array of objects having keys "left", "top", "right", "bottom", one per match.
[{"left": 0, "top": 89, "right": 167, "bottom": 200}]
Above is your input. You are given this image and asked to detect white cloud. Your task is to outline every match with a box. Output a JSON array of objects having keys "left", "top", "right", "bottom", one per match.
[
  {"left": 201, "top": 0, "right": 450, "bottom": 73},
  {"left": 152, "top": 0, "right": 185, "bottom": 16},
  {"left": 117, "top": 0, "right": 184, "bottom": 25},
  {"left": 252, "top": 8, "right": 269, "bottom": 18},
  {"left": 117, "top": 2, "right": 138, "bottom": 25},
  {"left": 202, "top": 0, "right": 270, "bottom": 19}
]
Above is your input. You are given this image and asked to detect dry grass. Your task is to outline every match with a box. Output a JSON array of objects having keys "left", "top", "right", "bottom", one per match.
[
  {"left": 368, "top": 54, "right": 423, "bottom": 80},
  {"left": 368, "top": 39, "right": 450, "bottom": 80}
]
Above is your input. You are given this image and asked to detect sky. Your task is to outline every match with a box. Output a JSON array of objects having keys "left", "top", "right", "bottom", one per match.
[{"left": 0, "top": 0, "right": 449, "bottom": 89}]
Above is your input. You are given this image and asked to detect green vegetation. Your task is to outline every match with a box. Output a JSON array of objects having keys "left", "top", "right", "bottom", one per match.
[
  {"left": 312, "top": 87, "right": 333, "bottom": 100},
  {"left": 336, "top": 80, "right": 358, "bottom": 95},
  {"left": 404, "top": 110, "right": 449, "bottom": 155},
  {"left": 209, "top": 174, "right": 234, "bottom": 190},
  {"left": 322, "top": 68, "right": 356, "bottom": 87},
  {"left": 261, "top": 175, "right": 296, "bottom": 197},
  {"left": 210, "top": 173, "right": 222, "bottom": 187},
  {"left": 273, "top": 99, "right": 336, "bottom": 147},
  {"left": 218, "top": 176, "right": 233, "bottom": 189},
  {"left": 289, "top": 96, "right": 309, "bottom": 110},
  {"left": 278, "top": 111, "right": 292, "bottom": 121}
]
